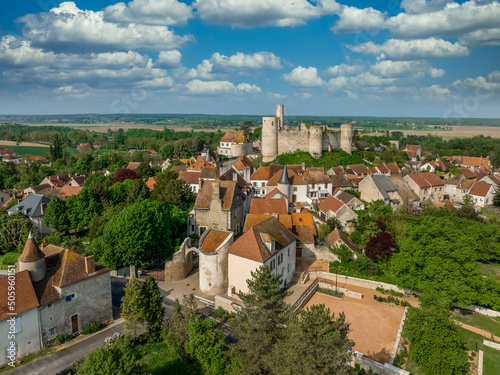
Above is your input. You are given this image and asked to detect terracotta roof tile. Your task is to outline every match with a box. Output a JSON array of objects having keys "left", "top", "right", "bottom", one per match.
[
  {"left": 291, "top": 213, "right": 316, "bottom": 235},
  {"left": 458, "top": 167, "right": 476, "bottom": 179},
  {"left": 194, "top": 180, "right": 241, "bottom": 210},
  {"left": 346, "top": 164, "right": 371, "bottom": 175},
  {"left": 318, "top": 195, "right": 344, "bottom": 214},
  {"left": 468, "top": 181, "right": 492, "bottom": 197},
  {"left": 127, "top": 162, "right": 141, "bottom": 170},
  {"left": 233, "top": 155, "right": 253, "bottom": 170},
  {"left": 249, "top": 198, "right": 288, "bottom": 215},
  {"left": 251, "top": 165, "right": 271, "bottom": 180},
  {"left": 221, "top": 130, "right": 246, "bottom": 143},
  {"left": 229, "top": 217, "right": 296, "bottom": 262},
  {"left": 404, "top": 145, "right": 421, "bottom": 152},
  {"left": 293, "top": 225, "right": 315, "bottom": 243},
  {"left": 19, "top": 235, "right": 45, "bottom": 262},
  {"left": 57, "top": 185, "right": 82, "bottom": 200},
  {"left": 200, "top": 230, "right": 231, "bottom": 254},
  {"left": 0, "top": 271, "right": 40, "bottom": 321},
  {"left": 407, "top": 172, "right": 444, "bottom": 188},
  {"left": 303, "top": 168, "right": 331, "bottom": 184},
  {"left": 178, "top": 171, "right": 201, "bottom": 185}
]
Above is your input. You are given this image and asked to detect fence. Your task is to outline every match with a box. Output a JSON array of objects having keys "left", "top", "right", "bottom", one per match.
[{"left": 293, "top": 278, "right": 319, "bottom": 312}]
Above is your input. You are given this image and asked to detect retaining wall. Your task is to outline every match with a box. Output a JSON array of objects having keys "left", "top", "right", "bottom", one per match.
[{"left": 351, "top": 351, "right": 410, "bottom": 375}]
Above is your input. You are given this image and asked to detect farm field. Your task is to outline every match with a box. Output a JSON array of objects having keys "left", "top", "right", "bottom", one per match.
[{"left": 22, "top": 123, "right": 226, "bottom": 133}]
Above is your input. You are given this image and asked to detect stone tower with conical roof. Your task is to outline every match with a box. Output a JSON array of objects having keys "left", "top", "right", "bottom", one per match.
[
  {"left": 277, "top": 165, "right": 290, "bottom": 198},
  {"left": 18, "top": 232, "right": 46, "bottom": 283}
]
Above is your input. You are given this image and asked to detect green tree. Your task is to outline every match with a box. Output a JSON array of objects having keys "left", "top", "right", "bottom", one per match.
[
  {"left": 317, "top": 223, "right": 331, "bottom": 239},
  {"left": 231, "top": 266, "right": 292, "bottom": 374},
  {"left": 136, "top": 162, "right": 154, "bottom": 178},
  {"left": 0, "top": 211, "right": 34, "bottom": 253},
  {"left": 403, "top": 295, "right": 468, "bottom": 375},
  {"left": 43, "top": 196, "right": 69, "bottom": 233},
  {"left": 151, "top": 170, "right": 195, "bottom": 211},
  {"left": 140, "top": 275, "right": 165, "bottom": 342},
  {"left": 186, "top": 318, "right": 230, "bottom": 375},
  {"left": 271, "top": 304, "right": 354, "bottom": 375},
  {"left": 121, "top": 277, "right": 144, "bottom": 338},
  {"left": 49, "top": 133, "right": 63, "bottom": 161},
  {"left": 455, "top": 195, "right": 483, "bottom": 222},
  {"left": 125, "top": 178, "right": 150, "bottom": 205},
  {"left": 66, "top": 188, "right": 103, "bottom": 231},
  {"left": 91, "top": 199, "right": 185, "bottom": 269},
  {"left": 76, "top": 336, "right": 140, "bottom": 375},
  {"left": 166, "top": 294, "right": 202, "bottom": 355},
  {"left": 494, "top": 188, "right": 500, "bottom": 207},
  {"left": 159, "top": 142, "right": 175, "bottom": 159}
]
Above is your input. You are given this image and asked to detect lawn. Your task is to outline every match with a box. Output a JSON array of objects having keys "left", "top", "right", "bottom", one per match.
[
  {"left": 140, "top": 341, "right": 202, "bottom": 375},
  {"left": 458, "top": 326, "right": 500, "bottom": 375},
  {"left": 452, "top": 309, "right": 500, "bottom": 338}
]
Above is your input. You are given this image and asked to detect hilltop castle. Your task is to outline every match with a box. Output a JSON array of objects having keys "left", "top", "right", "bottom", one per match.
[{"left": 261, "top": 104, "right": 353, "bottom": 162}]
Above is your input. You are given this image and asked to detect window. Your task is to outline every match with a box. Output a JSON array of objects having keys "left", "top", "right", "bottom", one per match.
[
  {"left": 311, "top": 184, "right": 315, "bottom": 189},
  {"left": 294, "top": 187, "right": 297, "bottom": 192},
  {"left": 50, "top": 328, "right": 56, "bottom": 336},
  {"left": 253, "top": 182, "right": 257, "bottom": 187},
  {"left": 287, "top": 264, "right": 290, "bottom": 272},
  {"left": 324, "top": 183, "right": 328, "bottom": 188},
  {"left": 66, "top": 294, "right": 76, "bottom": 302},
  {"left": 261, "top": 182, "right": 265, "bottom": 187},
  {"left": 288, "top": 248, "right": 290, "bottom": 257}
]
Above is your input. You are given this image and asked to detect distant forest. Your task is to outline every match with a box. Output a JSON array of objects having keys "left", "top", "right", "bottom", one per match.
[{"left": 1, "top": 113, "right": 500, "bottom": 128}]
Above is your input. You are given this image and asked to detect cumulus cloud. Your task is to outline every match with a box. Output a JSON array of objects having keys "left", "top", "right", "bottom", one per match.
[
  {"left": 104, "top": 0, "right": 193, "bottom": 26},
  {"left": 452, "top": 71, "right": 500, "bottom": 92},
  {"left": 420, "top": 84, "right": 451, "bottom": 99},
  {"left": 155, "top": 50, "right": 182, "bottom": 68},
  {"left": 185, "top": 79, "right": 261, "bottom": 94},
  {"left": 18, "top": 2, "right": 193, "bottom": 53},
  {"left": 137, "top": 77, "right": 175, "bottom": 87},
  {"left": 459, "top": 28, "right": 500, "bottom": 47},
  {"left": 211, "top": 52, "right": 282, "bottom": 71},
  {"left": 327, "top": 63, "right": 367, "bottom": 76},
  {"left": 193, "top": 0, "right": 340, "bottom": 28},
  {"left": 400, "top": 0, "right": 454, "bottom": 14},
  {"left": 327, "top": 76, "right": 348, "bottom": 90},
  {"left": 385, "top": 1, "right": 500, "bottom": 39},
  {"left": 371, "top": 60, "right": 445, "bottom": 78},
  {"left": 332, "top": 6, "right": 386, "bottom": 33},
  {"left": 282, "top": 66, "right": 325, "bottom": 87},
  {"left": 347, "top": 38, "right": 469, "bottom": 60}
]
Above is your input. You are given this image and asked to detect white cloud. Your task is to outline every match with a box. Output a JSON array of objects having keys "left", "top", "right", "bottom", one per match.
[
  {"left": 386, "top": 1, "right": 500, "bottom": 39},
  {"left": 301, "top": 92, "right": 313, "bottom": 99},
  {"left": 211, "top": 52, "right": 282, "bottom": 71},
  {"left": 351, "top": 72, "right": 397, "bottom": 87},
  {"left": 420, "top": 84, "right": 451, "bottom": 99},
  {"left": 327, "top": 63, "right": 366, "bottom": 76},
  {"left": 18, "top": 2, "right": 193, "bottom": 53},
  {"left": 282, "top": 66, "right": 325, "bottom": 87},
  {"left": 347, "top": 38, "right": 469, "bottom": 60},
  {"left": 193, "top": 0, "right": 340, "bottom": 28},
  {"left": 452, "top": 71, "right": 500, "bottom": 92},
  {"left": 327, "top": 76, "right": 348, "bottom": 90},
  {"left": 104, "top": 0, "right": 193, "bottom": 26},
  {"left": 185, "top": 79, "right": 261, "bottom": 94},
  {"left": 53, "top": 84, "right": 93, "bottom": 98},
  {"left": 459, "top": 28, "right": 500, "bottom": 47},
  {"left": 400, "top": 0, "right": 454, "bottom": 14},
  {"left": 332, "top": 6, "right": 386, "bottom": 33},
  {"left": 137, "top": 77, "right": 174, "bottom": 87},
  {"left": 155, "top": 50, "right": 182, "bottom": 68},
  {"left": 371, "top": 60, "right": 445, "bottom": 78},
  {"left": 344, "top": 90, "right": 359, "bottom": 99}
]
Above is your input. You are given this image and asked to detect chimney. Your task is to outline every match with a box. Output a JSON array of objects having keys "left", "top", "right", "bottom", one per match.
[
  {"left": 41, "top": 203, "right": 46, "bottom": 214},
  {"left": 85, "top": 255, "right": 95, "bottom": 275},
  {"left": 212, "top": 181, "right": 220, "bottom": 202}
]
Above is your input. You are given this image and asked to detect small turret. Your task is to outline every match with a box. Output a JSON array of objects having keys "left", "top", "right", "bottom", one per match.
[
  {"left": 277, "top": 165, "right": 290, "bottom": 197},
  {"left": 204, "top": 148, "right": 212, "bottom": 162},
  {"left": 18, "top": 232, "right": 47, "bottom": 283}
]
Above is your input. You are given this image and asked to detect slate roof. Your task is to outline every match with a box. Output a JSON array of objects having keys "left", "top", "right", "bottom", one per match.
[
  {"left": 229, "top": 217, "right": 296, "bottom": 262},
  {"left": 200, "top": 230, "right": 231, "bottom": 254},
  {"left": 8, "top": 194, "right": 51, "bottom": 217},
  {"left": 317, "top": 195, "right": 344, "bottom": 214},
  {"left": 0, "top": 271, "right": 40, "bottom": 321},
  {"left": 249, "top": 198, "right": 288, "bottom": 215},
  {"left": 370, "top": 175, "right": 398, "bottom": 200}
]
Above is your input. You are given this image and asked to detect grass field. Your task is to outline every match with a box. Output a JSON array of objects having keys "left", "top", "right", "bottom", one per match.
[
  {"left": 459, "top": 327, "right": 500, "bottom": 375},
  {"left": 7, "top": 145, "right": 49, "bottom": 156},
  {"left": 452, "top": 309, "right": 500, "bottom": 337}
]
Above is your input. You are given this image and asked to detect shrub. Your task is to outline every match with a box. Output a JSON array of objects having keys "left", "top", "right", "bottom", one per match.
[
  {"left": 389, "top": 290, "right": 404, "bottom": 297},
  {"left": 318, "top": 287, "right": 344, "bottom": 298},
  {"left": 0, "top": 252, "right": 20, "bottom": 269},
  {"left": 401, "top": 300, "right": 408, "bottom": 307},
  {"left": 82, "top": 321, "right": 106, "bottom": 335},
  {"left": 54, "top": 334, "right": 72, "bottom": 346}
]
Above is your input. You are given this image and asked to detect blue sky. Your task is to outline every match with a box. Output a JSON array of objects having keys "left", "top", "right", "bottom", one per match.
[{"left": 0, "top": 0, "right": 499, "bottom": 118}]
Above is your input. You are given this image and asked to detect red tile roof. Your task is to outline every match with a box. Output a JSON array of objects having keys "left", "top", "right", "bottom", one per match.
[
  {"left": 221, "top": 130, "right": 245, "bottom": 143},
  {"left": 0, "top": 271, "right": 40, "bottom": 321},
  {"left": 468, "top": 181, "right": 492, "bottom": 197},
  {"left": 233, "top": 155, "right": 253, "bottom": 170},
  {"left": 317, "top": 195, "right": 344, "bottom": 214},
  {"left": 200, "top": 230, "right": 231, "bottom": 254},
  {"left": 249, "top": 198, "right": 288, "bottom": 215},
  {"left": 407, "top": 172, "right": 444, "bottom": 188},
  {"left": 19, "top": 235, "right": 45, "bottom": 262},
  {"left": 347, "top": 164, "right": 371, "bottom": 175},
  {"left": 28, "top": 155, "right": 47, "bottom": 161},
  {"left": 458, "top": 167, "right": 476, "bottom": 179},
  {"left": 178, "top": 171, "right": 201, "bottom": 185},
  {"left": 57, "top": 185, "right": 82, "bottom": 200}
]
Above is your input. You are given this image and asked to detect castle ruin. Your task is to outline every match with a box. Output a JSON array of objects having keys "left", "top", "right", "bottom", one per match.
[{"left": 262, "top": 104, "right": 353, "bottom": 162}]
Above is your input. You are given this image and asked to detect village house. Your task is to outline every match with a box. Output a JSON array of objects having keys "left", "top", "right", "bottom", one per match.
[
  {"left": 404, "top": 172, "right": 445, "bottom": 202},
  {"left": 23, "top": 184, "right": 52, "bottom": 197},
  {"left": 0, "top": 190, "right": 11, "bottom": 205},
  {"left": 317, "top": 195, "right": 357, "bottom": 230},
  {"left": 0, "top": 234, "right": 113, "bottom": 364},
  {"left": 452, "top": 156, "right": 491, "bottom": 174},
  {"left": 468, "top": 181, "right": 496, "bottom": 207},
  {"left": 2, "top": 154, "right": 21, "bottom": 164},
  {"left": 228, "top": 217, "right": 296, "bottom": 294},
  {"left": 458, "top": 167, "right": 477, "bottom": 179},
  {"left": 403, "top": 145, "right": 422, "bottom": 161},
  {"left": 217, "top": 130, "right": 253, "bottom": 157},
  {"left": 191, "top": 180, "right": 246, "bottom": 236},
  {"left": 325, "top": 228, "right": 361, "bottom": 258},
  {"left": 420, "top": 159, "right": 446, "bottom": 173},
  {"left": 371, "top": 162, "right": 401, "bottom": 176},
  {"left": 230, "top": 155, "right": 254, "bottom": 182},
  {"left": 455, "top": 179, "right": 475, "bottom": 203},
  {"left": 443, "top": 174, "right": 466, "bottom": 200},
  {"left": 26, "top": 155, "right": 48, "bottom": 164},
  {"left": 479, "top": 174, "right": 500, "bottom": 189},
  {"left": 333, "top": 190, "right": 365, "bottom": 210},
  {"left": 8, "top": 194, "right": 53, "bottom": 235},
  {"left": 329, "top": 174, "right": 354, "bottom": 191},
  {"left": 358, "top": 175, "right": 400, "bottom": 206},
  {"left": 346, "top": 164, "right": 372, "bottom": 178}
]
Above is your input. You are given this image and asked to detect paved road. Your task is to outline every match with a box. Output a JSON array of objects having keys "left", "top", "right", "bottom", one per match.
[{"left": 5, "top": 322, "right": 124, "bottom": 375}]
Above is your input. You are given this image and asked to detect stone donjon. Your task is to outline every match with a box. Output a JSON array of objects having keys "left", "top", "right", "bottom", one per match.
[{"left": 262, "top": 104, "right": 354, "bottom": 162}]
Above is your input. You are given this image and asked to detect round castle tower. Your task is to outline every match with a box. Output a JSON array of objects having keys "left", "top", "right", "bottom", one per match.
[
  {"left": 340, "top": 123, "right": 353, "bottom": 155},
  {"left": 308, "top": 126, "right": 324, "bottom": 158},
  {"left": 19, "top": 232, "right": 46, "bottom": 283},
  {"left": 262, "top": 116, "right": 278, "bottom": 162}
]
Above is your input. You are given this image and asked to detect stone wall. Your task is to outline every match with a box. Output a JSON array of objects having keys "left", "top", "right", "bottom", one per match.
[
  {"left": 194, "top": 200, "right": 244, "bottom": 235},
  {"left": 0, "top": 308, "right": 40, "bottom": 365},
  {"left": 164, "top": 238, "right": 194, "bottom": 282},
  {"left": 199, "top": 231, "right": 233, "bottom": 296},
  {"left": 278, "top": 128, "right": 310, "bottom": 155},
  {"left": 214, "top": 295, "right": 241, "bottom": 314},
  {"left": 300, "top": 243, "right": 339, "bottom": 262},
  {"left": 351, "top": 352, "right": 410, "bottom": 375},
  {"left": 39, "top": 272, "right": 113, "bottom": 345}
]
